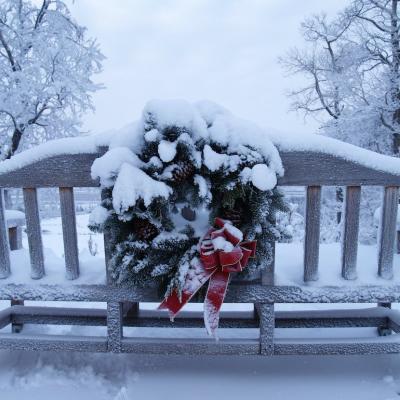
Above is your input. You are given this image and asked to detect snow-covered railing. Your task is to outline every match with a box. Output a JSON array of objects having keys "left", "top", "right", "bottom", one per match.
[{"left": 0, "top": 135, "right": 400, "bottom": 355}]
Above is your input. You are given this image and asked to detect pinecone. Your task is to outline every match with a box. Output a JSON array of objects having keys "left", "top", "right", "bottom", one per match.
[
  {"left": 221, "top": 207, "right": 243, "bottom": 227},
  {"left": 171, "top": 161, "right": 195, "bottom": 183},
  {"left": 134, "top": 218, "right": 159, "bottom": 242}
]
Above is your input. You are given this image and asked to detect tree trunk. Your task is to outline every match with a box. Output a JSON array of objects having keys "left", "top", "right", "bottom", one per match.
[
  {"left": 7, "top": 128, "right": 23, "bottom": 160},
  {"left": 3, "top": 128, "right": 24, "bottom": 209}
]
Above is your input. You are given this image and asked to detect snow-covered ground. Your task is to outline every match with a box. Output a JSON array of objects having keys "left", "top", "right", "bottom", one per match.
[
  {"left": 1, "top": 214, "right": 400, "bottom": 399},
  {"left": 1, "top": 350, "right": 400, "bottom": 400}
]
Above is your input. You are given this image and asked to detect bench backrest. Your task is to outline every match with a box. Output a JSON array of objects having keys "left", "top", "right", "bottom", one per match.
[{"left": 0, "top": 147, "right": 398, "bottom": 286}]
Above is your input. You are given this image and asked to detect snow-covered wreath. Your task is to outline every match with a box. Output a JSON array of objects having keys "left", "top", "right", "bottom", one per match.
[{"left": 90, "top": 100, "right": 288, "bottom": 335}]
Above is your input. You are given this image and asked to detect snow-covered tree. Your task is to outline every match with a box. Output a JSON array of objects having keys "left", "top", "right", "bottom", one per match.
[
  {"left": 282, "top": 0, "right": 400, "bottom": 155},
  {"left": 0, "top": 0, "right": 104, "bottom": 160},
  {"left": 280, "top": 13, "right": 358, "bottom": 123},
  {"left": 280, "top": 2, "right": 400, "bottom": 243}
]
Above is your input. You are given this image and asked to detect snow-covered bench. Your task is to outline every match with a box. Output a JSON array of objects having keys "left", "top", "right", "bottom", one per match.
[{"left": 1, "top": 135, "right": 400, "bottom": 355}]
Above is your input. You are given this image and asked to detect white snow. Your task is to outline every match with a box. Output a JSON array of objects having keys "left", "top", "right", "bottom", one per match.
[
  {"left": 2, "top": 99, "right": 400, "bottom": 188},
  {"left": 239, "top": 166, "right": 252, "bottom": 184},
  {"left": 0, "top": 136, "right": 98, "bottom": 175},
  {"left": 212, "top": 236, "right": 234, "bottom": 252},
  {"left": 158, "top": 140, "right": 177, "bottom": 162},
  {"left": 274, "top": 242, "right": 399, "bottom": 286},
  {"left": 88, "top": 205, "right": 109, "bottom": 227},
  {"left": 91, "top": 146, "right": 144, "bottom": 187},
  {"left": 203, "top": 144, "right": 228, "bottom": 171},
  {"left": 269, "top": 129, "right": 400, "bottom": 176},
  {"left": 251, "top": 163, "right": 277, "bottom": 191},
  {"left": 194, "top": 174, "right": 211, "bottom": 201},
  {"left": 224, "top": 222, "right": 244, "bottom": 242},
  {"left": 4, "top": 210, "right": 25, "bottom": 227},
  {"left": 0, "top": 214, "right": 106, "bottom": 285},
  {"left": 142, "top": 99, "right": 208, "bottom": 141},
  {"left": 112, "top": 163, "right": 172, "bottom": 212},
  {"left": 3, "top": 100, "right": 400, "bottom": 185},
  {"left": 374, "top": 205, "right": 400, "bottom": 229},
  {"left": 144, "top": 128, "right": 159, "bottom": 142},
  {"left": 4, "top": 210, "right": 25, "bottom": 220},
  {"left": 0, "top": 345, "right": 400, "bottom": 400}
]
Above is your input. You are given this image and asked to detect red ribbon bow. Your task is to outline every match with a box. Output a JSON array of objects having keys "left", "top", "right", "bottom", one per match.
[{"left": 158, "top": 217, "right": 256, "bottom": 336}]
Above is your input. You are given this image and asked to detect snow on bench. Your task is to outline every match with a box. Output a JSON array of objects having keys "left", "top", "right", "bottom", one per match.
[{"left": 0, "top": 130, "right": 400, "bottom": 355}]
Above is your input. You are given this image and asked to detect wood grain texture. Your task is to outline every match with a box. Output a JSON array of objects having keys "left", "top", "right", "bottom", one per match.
[
  {"left": 0, "top": 333, "right": 398, "bottom": 355},
  {"left": 23, "top": 188, "right": 45, "bottom": 279},
  {"left": 0, "top": 153, "right": 101, "bottom": 188},
  {"left": 304, "top": 186, "right": 321, "bottom": 282},
  {"left": 341, "top": 186, "right": 361, "bottom": 280},
  {"left": 256, "top": 303, "right": 274, "bottom": 355},
  {"left": 107, "top": 302, "right": 123, "bottom": 353},
  {"left": 0, "top": 190, "right": 10, "bottom": 278},
  {"left": 4, "top": 282, "right": 400, "bottom": 303},
  {"left": 11, "top": 299, "right": 23, "bottom": 333},
  {"left": 10, "top": 306, "right": 388, "bottom": 329},
  {"left": 1, "top": 150, "right": 400, "bottom": 188},
  {"left": 278, "top": 151, "right": 400, "bottom": 186},
  {"left": 6, "top": 215, "right": 24, "bottom": 251},
  {"left": 101, "top": 189, "right": 113, "bottom": 284},
  {"left": 8, "top": 227, "right": 21, "bottom": 251},
  {"left": 59, "top": 187, "right": 80, "bottom": 279},
  {"left": 261, "top": 241, "right": 275, "bottom": 285},
  {"left": 0, "top": 334, "right": 107, "bottom": 352},
  {"left": 378, "top": 187, "right": 399, "bottom": 279}
]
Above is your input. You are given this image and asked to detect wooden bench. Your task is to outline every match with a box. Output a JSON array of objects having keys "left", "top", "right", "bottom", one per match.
[
  {"left": 0, "top": 143, "right": 400, "bottom": 355},
  {"left": 5, "top": 210, "right": 24, "bottom": 251}
]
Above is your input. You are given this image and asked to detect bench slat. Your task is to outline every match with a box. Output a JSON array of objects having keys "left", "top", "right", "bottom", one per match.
[
  {"left": 23, "top": 188, "right": 45, "bottom": 279},
  {"left": 59, "top": 187, "right": 80, "bottom": 279},
  {"left": 0, "top": 190, "right": 10, "bottom": 278},
  {"left": 341, "top": 186, "right": 361, "bottom": 280},
  {"left": 107, "top": 302, "right": 123, "bottom": 353},
  {"left": 101, "top": 189, "right": 113, "bottom": 284},
  {"left": 304, "top": 186, "right": 321, "bottom": 282},
  {"left": 256, "top": 303, "right": 274, "bottom": 355},
  {"left": 378, "top": 186, "right": 399, "bottom": 279}
]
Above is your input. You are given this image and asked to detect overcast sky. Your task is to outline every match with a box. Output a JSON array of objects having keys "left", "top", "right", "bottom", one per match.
[{"left": 66, "top": 0, "right": 349, "bottom": 135}]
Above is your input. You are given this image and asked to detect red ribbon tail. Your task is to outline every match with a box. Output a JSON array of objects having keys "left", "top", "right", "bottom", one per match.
[
  {"left": 203, "top": 270, "right": 230, "bottom": 337},
  {"left": 158, "top": 262, "right": 214, "bottom": 319}
]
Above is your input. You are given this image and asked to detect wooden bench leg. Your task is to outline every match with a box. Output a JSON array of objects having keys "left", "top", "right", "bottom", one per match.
[
  {"left": 378, "top": 302, "right": 392, "bottom": 336},
  {"left": 107, "top": 302, "right": 123, "bottom": 353},
  {"left": 11, "top": 299, "right": 24, "bottom": 333},
  {"left": 255, "top": 303, "right": 274, "bottom": 355}
]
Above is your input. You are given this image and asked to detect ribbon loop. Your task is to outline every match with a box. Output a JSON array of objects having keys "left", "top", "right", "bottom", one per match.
[{"left": 159, "top": 218, "right": 257, "bottom": 336}]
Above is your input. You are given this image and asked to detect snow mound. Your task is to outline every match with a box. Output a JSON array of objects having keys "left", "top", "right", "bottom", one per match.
[
  {"left": 269, "top": 130, "right": 400, "bottom": 175},
  {"left": 112, "top": 163, "right": 172, "bottom": 213},
  {"left": 0, "top": 135, "right": 98, "bottom": 174}
]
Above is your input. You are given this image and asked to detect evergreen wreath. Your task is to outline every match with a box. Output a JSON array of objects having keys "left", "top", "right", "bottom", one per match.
[{"left": 90, "top": 100, "right": 289, "bottom": 300}]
